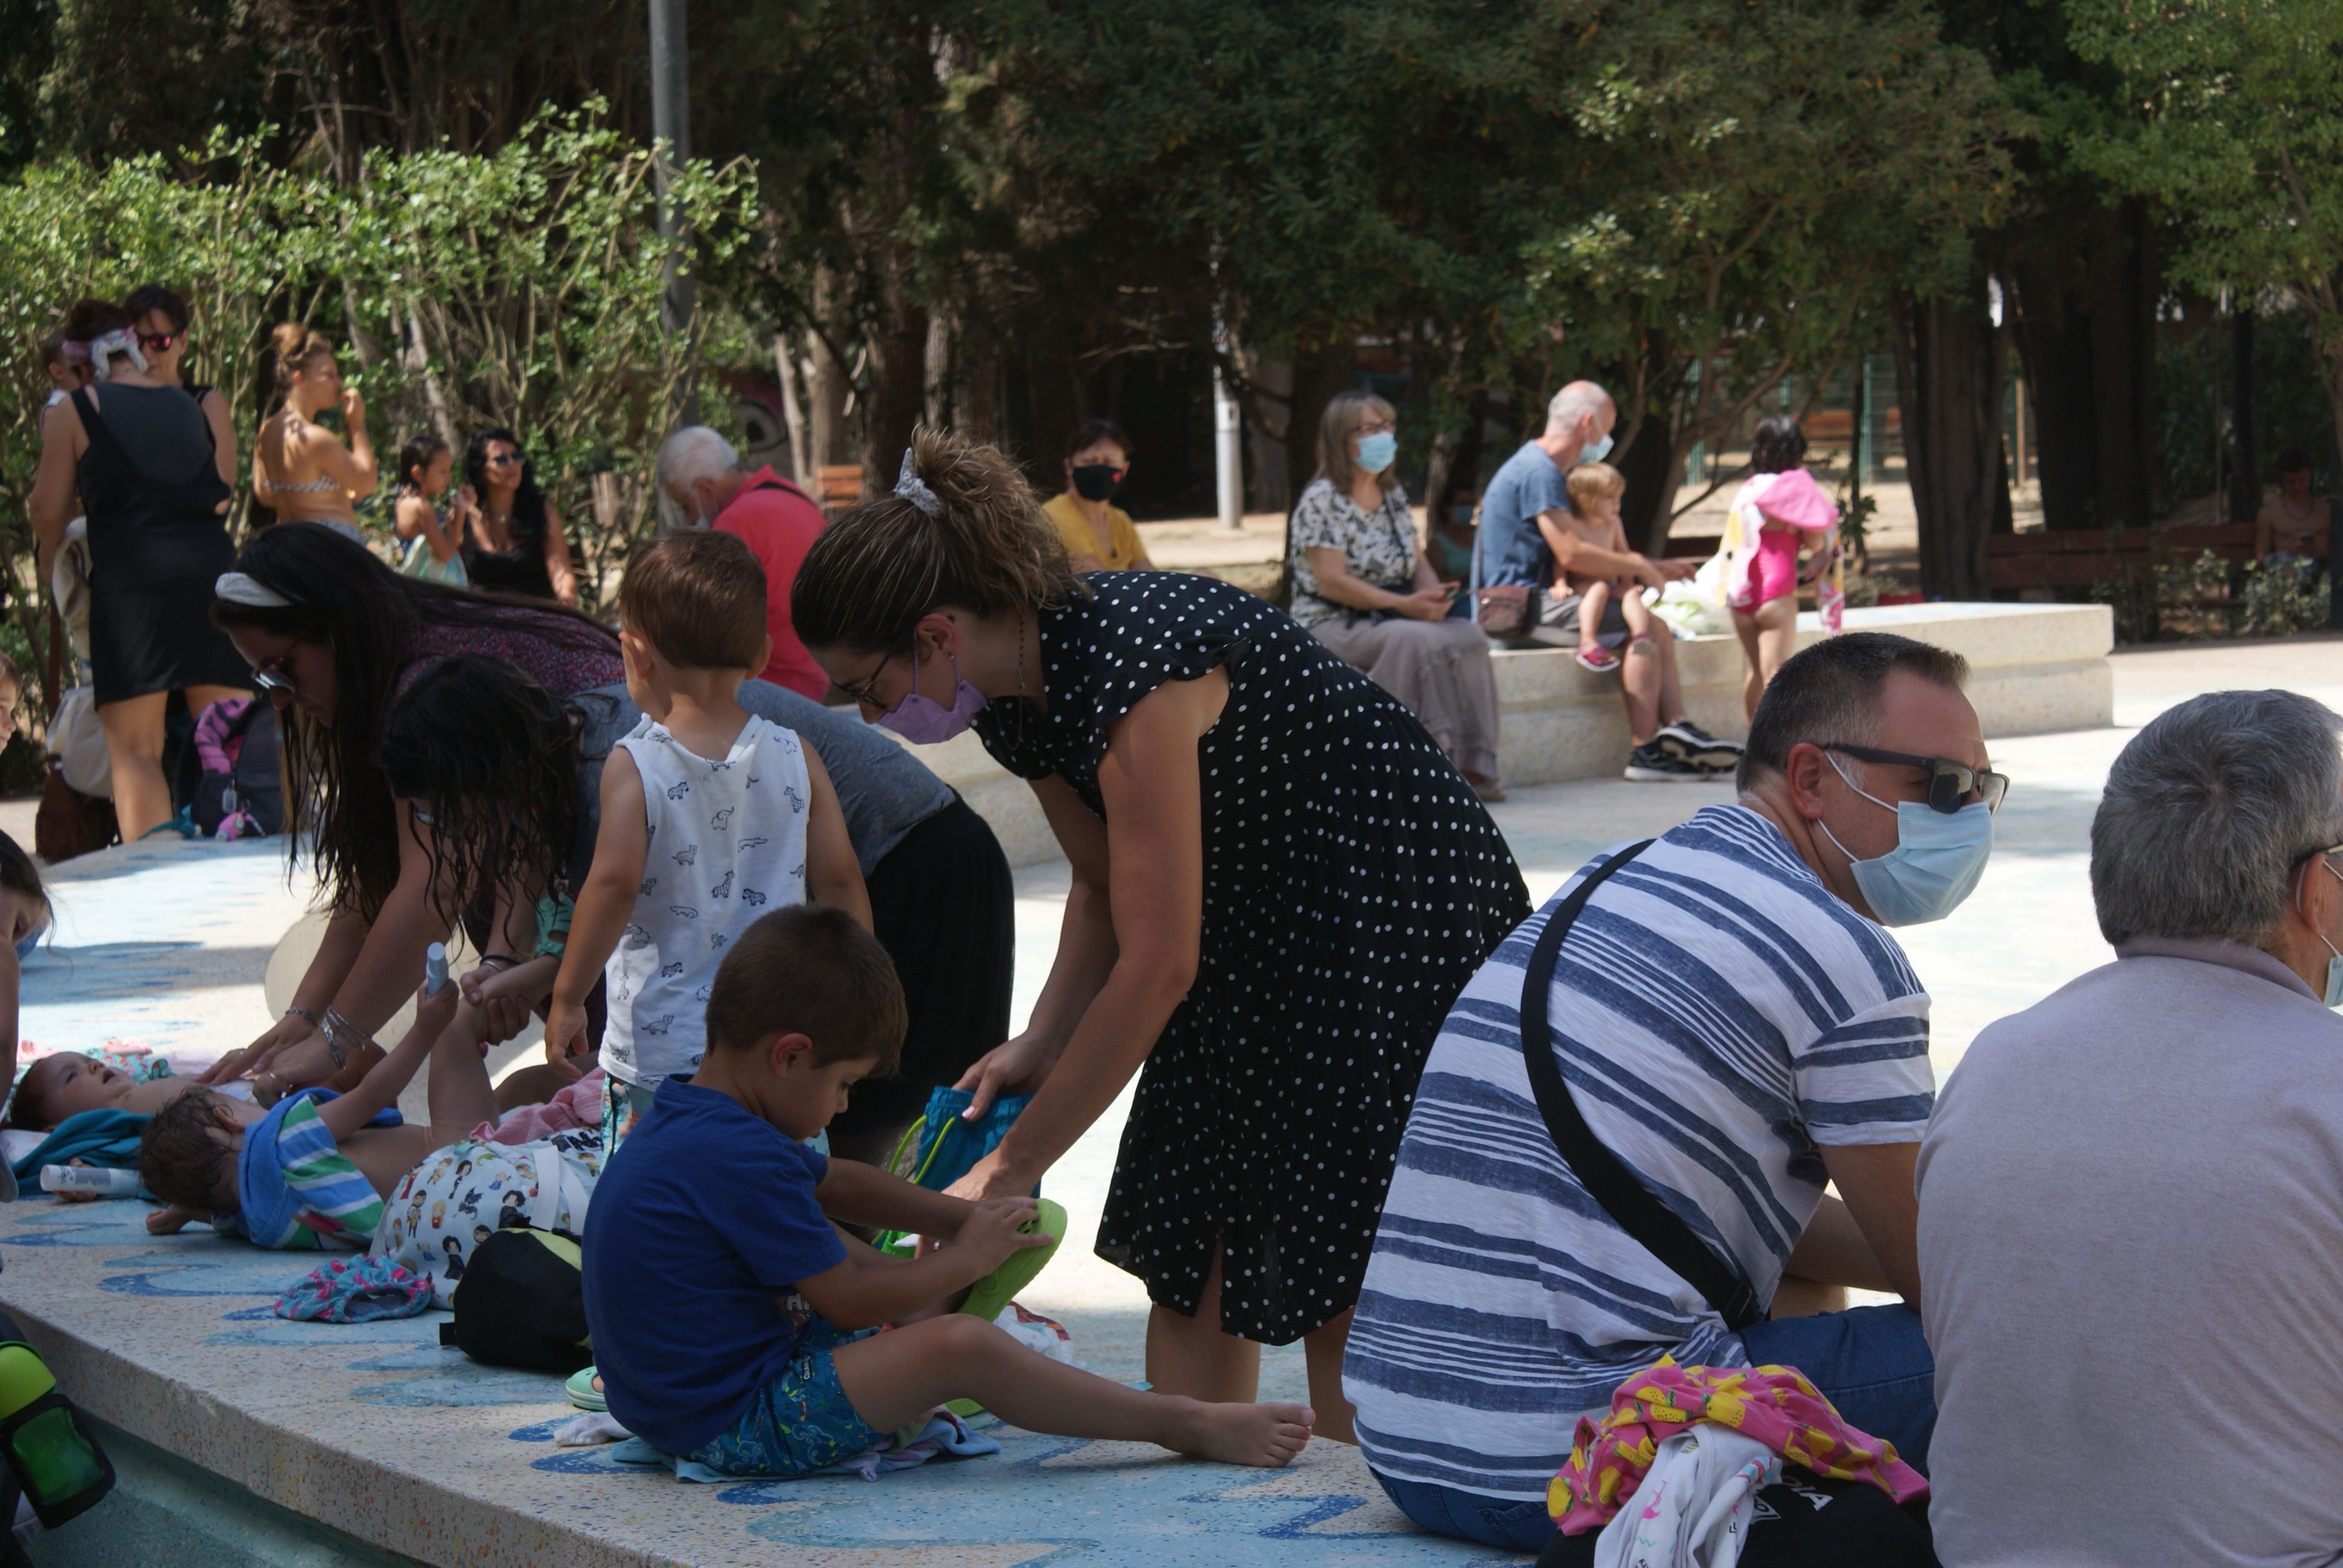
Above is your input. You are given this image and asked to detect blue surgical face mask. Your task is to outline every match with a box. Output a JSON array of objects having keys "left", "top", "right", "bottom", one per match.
[
  {"left": 1816, "top": 756, "right": 1994, "bottom": 927},
  {"left": 2315, "top": 862, "right": 2343, "bottom": 1007},
  {"left": 1578, "top": 431, "right": 1615, "bottom": 465},
  {"left": 1354, "top": 431, "right": 1398, "bottom": 475}
]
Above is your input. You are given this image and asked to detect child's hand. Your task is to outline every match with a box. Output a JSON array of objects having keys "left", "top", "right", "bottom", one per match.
[
  {"left": 415, "top": 975, "right": 462, "bottom": 1037},
  {"left": 541, "top": 1000, "right": 591, "bottom": 1080},
  {"left": 145, "top": 1204, "right": 200, "bottom": 1235},
  {"left": 954, "top": 1197, "right": 1052, "bottom": 1273},
  {"left": 460, "top": 962, "right": 549, "bottom": 1049}
]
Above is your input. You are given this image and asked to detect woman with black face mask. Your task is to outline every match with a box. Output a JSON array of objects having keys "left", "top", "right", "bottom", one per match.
[{"left": 1042, "top": 417, "right": 1154, "bottom": 572}]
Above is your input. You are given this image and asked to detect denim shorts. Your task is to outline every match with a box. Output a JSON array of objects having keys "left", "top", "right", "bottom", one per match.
[
  {"left": 684, "top": 1322, "right": 883, "bottom": 1480},
  {"left": 1732, "top": 1302, "right": 1938, "bottom": 1473}
]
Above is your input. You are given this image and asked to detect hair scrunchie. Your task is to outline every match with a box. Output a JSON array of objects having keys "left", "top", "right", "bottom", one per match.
[
  {"left": 895, "top": 449, "right": 942, "bottom": 518},
  {"left": 85, "top": 328, "right": 148, "bottom": 382}
]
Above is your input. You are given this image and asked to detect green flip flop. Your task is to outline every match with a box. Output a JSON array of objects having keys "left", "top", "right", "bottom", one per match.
[
  {"left": 958, "top": 1198, "right": 1067, "bottom": 1326},
  {"left": 946, "top": 1198, "right": 1066, "bottom": 1420},
  {"left": 565, "top": 1365, "right": 606, "bottom": 1413}
]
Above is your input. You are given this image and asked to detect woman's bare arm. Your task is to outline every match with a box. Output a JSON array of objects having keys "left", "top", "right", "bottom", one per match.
[
  {"left": 948, "top": 670, "right": 1227, "bottom": 1198},
  {"left": 28, "top": 399, "right": 84, "bottom": 586},
  {"left": 543, "top": 500, "right": 578, "bottom": 606}
]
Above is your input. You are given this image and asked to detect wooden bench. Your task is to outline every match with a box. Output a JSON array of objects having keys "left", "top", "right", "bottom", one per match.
[
  {"left": 1985, "top": 524, "right": 2255, "bottom": 592},
  {"left": 816, "top": 464, "right": 865, "bottom": 511}
]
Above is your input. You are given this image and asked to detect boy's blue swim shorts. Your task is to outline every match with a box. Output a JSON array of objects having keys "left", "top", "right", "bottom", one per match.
[{"left": 684, "top": 1322, "right": 883, "bottom": 1479}]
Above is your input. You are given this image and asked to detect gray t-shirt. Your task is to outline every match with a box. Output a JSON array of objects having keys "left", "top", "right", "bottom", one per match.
[
  {"left": 1476, "top": 441, "right": 1571, "bottom": 589},
  {"left": 572, "top": 680, "right": 954, "bottom": 880},
  {"left": 1917, "top": 936, "right": 2343, "bottom": 1568}
]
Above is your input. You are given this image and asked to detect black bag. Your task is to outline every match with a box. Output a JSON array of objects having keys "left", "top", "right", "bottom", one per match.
[
  {"left": 438, "top": 1227, "right": 592, "bottom": 1373},
  {"left": 1519, "top": 840, "right": 1761, "bottom": 1330},
  {"left": 1539, "top": 1467, "right": 1937, "bottom": 1567},
  {"left": 174, "top": 698, "right": 284, "bottom": 837}
]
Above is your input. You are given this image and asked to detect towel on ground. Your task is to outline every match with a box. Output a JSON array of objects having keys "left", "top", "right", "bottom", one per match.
[
  {"left": 272, "top": 1255, "right": 435, "bottom": 1322},
  {"left": 1593, "top": 1426, "right": 1778, "bottom": 1568},
  {"left": 8, "top": 1109, "right": 146, "bottom": 1184}
]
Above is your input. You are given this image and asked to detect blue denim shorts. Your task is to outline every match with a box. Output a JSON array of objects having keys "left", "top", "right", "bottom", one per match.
[{"left": 684, "top": 1322, "right": 882, "bottom": 1480}]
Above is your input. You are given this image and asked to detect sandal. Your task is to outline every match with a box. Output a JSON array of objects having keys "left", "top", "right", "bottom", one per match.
[
  {"left": 1575, "top": 645, "right": 1620, "bottom": 673},
  {"left": 565, "top": 1365, "right": 606, "bottom": 1413}
]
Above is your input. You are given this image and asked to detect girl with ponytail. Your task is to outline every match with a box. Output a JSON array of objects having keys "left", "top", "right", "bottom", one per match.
[
  {"left": 252, "top": 323, "right": 377, "bottom": 543},
  {"left": 793, "top": 427, "right": 1530, "bottom": 1442}
]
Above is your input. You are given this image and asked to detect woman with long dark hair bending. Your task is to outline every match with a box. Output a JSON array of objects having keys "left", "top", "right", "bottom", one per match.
[
  {"left": 200, "top": 524, "right": 1015, "bottom": 1165},
  {"left": 792, "top": 428, "right": 1529, "bottom": 1439}
]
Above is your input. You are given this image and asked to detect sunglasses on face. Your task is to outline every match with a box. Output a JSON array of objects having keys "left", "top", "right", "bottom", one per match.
[
  {"left": 251, "top": 646, "right": 301, "bottom": 705},
  {"left": 137, "top": 331, "right": 182, "bottom": 354},
  {"left": 485, "top": 452, "right": 522, "bottom": 468},
  {"left": 1823, "top": 743, "right": 2010, "bottom": 815}
]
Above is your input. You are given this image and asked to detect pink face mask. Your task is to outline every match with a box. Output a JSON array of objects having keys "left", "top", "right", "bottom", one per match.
[{"left": 874, "top": 648, "right": 988, "bottom": 743}]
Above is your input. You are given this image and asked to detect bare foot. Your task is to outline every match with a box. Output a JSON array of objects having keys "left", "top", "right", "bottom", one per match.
[{"left": 1175, "top": 1400, "right": 1314, "bottom": 1468}]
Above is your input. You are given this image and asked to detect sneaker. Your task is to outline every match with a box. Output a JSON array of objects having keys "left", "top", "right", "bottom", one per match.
[
  {"left": 1654, "top": 720, "right": 1744, "bottom": 773},
  {"left": 1624, "top": 743, "right": 1711, "bottom": 782},
  {"left": 1574, "top": 645, "right": 1620, "bottom": 674}
]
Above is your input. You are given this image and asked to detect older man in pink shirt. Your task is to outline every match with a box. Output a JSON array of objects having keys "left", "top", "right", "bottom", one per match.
[{"left": 654, "top": 426, "right": 828, "bottom": 701}]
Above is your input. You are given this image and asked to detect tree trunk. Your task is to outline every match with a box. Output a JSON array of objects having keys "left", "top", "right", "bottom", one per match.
[
  {"left": 2230, "top": 307, "right": 2256, "bottom": 526},
  {"left": 2087, "top": 201, "right": 2154, "bottom": 528},
  {"left": 863, "top": 289, "right": 930, "bottom": 483},
  {"left": 773, "top": 333, "right": 811, "bottom": 484},
  {"left": 1620, "top": 417, "right": 1682, "bottom": 559},
  {"left": 1893, "top": 278, "right": 2005, "bottom": 599},
  {"left": 1282, "top": 342, "right": 1355, "bottom": 503},
  {"left": 1244, "top": 356, "right": 1294, "bottom": 514},
  {"left": 2006, "top": 248, "right": 2100, "bottom": 532}
]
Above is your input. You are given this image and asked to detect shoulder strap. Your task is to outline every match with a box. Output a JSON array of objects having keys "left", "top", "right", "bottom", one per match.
[
  {"left": 1519, "top": 838, "right": 1763, "bottom": 1332},
  {"left": 746, "top": 475, "right": 815, "bottom": 506},
  {"left": 68, "top": 389, "right": 128, "bottom": 466}
]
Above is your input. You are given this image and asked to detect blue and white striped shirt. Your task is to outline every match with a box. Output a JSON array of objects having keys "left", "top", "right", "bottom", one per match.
[{"left": 1345, "top": 805, "right": 1933, "bottom": 1501}]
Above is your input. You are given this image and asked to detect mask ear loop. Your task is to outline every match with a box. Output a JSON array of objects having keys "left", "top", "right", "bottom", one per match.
[{"left": 2307, "top": 857, "right": 2343, "bottom": 969}]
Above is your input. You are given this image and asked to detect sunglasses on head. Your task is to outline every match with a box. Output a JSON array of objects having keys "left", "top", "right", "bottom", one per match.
[{"left": 1823, "top": 743, "right": 2009, "bottom": 815}]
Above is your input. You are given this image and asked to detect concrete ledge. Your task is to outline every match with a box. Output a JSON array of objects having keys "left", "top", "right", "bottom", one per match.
[{"left": 902, "top": 601, "right": 2116, "bottom": 864}]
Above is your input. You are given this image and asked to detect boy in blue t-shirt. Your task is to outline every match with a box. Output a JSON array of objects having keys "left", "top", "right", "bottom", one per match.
[{"left": 582, "top": 903, "right": 1316, "bottom": 1478}]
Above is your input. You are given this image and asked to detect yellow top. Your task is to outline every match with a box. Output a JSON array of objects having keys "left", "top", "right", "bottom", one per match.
[{"left": 1043, "top": 491, "right": 1149, "bottom": 571}]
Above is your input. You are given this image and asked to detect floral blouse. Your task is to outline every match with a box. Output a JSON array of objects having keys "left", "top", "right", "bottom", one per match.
[{"left": 1286, "top": 477, "right": 1420, "bottom": 629}]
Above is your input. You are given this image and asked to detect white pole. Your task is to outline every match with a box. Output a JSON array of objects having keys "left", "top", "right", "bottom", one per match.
[{"left": 1210, "top": 241, "right": 1244, "bottom": 533}]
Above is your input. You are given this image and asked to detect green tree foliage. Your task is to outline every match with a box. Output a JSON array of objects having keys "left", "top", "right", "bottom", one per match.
[
  {"left": 2065, "top": 0, "right": 2343, "bottom": 469},
  {"left": 0, "top": 107, "right": 755, "bottom": 714}
]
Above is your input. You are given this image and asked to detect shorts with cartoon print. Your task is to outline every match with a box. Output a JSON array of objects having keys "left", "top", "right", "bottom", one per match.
[{"left": 683, "top": 1320, "right": 882, "bottom": 1479}]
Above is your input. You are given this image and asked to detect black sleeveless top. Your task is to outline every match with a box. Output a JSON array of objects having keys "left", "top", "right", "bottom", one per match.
[{"left": 462, "top": 501, "right": 558, "bottom": 600}]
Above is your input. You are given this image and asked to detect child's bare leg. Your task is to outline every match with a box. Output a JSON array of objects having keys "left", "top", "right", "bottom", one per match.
[
  {"left": 830, "top": 1315, "right": 1312, "bottom": 1468},
  {"left": 1619, "top": 579, "right": 1656, "bottom": 642},
  {"left": 1575, "top": 578, "right": 1611, "bottom": 653},
  {"left": 494, "top": 1063, "right": 572, "bottom": 1114}
]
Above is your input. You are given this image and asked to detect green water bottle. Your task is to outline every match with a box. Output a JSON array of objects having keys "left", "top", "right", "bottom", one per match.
[{"left": 0, "top": 1342, "right": 113, "bottom": 1529}]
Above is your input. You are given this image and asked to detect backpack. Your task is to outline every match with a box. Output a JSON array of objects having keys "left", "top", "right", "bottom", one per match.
[
  {"left": 438, "top": 1227, "right": 592, "bottom": 1373},
  {"left": 174, "top": 698, "right": 283, "bottom": 838}
]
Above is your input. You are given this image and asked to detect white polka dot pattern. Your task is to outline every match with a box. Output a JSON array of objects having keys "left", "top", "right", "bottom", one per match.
[{"left": 972, "top": 572, "right": 1530, "bottom": 1343}]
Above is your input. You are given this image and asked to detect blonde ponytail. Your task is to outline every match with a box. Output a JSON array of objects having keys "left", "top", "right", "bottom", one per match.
[{"left": 793, "top": 426, "right": 1087, "bottom": 652}]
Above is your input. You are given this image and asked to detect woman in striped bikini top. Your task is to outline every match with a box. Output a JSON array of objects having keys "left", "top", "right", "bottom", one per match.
[{"left": 253, "top": 323, "right": 378, "bottom": 545}]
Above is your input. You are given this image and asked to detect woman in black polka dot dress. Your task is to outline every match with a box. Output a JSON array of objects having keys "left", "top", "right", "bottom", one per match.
[{"left": 793, "top": 428, "right": 1527, "bottom": 1439}]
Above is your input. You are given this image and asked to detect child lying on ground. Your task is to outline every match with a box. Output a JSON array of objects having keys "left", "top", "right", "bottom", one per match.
[
  {"left": 139, "top": 955, "right": 599, "bottom": 1302},
  {"left": 10, "top": 1053, "right": 266, "bottom": 1134},
  {"left": 583, "top": 904, "right": 1313, "bottom": 1478}
]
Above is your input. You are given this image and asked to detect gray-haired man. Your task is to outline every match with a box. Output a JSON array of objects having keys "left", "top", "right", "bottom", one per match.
[
  {"left": 652, "top": 425, "right": 828, "bottom": 701},
  {"left": 1920, "top": 688, "right": 2343, "bottom": 1566},
  {"left": 1475, "top": 381, "right": 1737, "bottom": 782}
]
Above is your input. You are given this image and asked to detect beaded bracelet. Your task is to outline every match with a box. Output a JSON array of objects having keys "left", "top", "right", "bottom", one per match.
[
  {"left": 320, "top": 1007, "right": 377, "bottom": 1070},
  {"left": 283, "top": 1005, "right": 319, "bottom": 1027}
]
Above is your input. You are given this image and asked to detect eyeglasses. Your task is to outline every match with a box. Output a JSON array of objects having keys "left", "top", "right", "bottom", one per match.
[
  {"left": 841, "top": 646, "right": 902, "bottom": 709},
  {"left": 137, "top": 331, "right": 182, "bottom": 354},
  {"left": 1355, "top": 420, "right": 1395, "bottom": 437},
  {"left": 250, "top": 647, "right": 300, "bottom": 706},
  {"left": 1823, "top": 743, "right": 2009, "bottom": 815}
]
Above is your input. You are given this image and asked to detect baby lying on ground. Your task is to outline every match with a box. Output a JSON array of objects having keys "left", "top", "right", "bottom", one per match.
[
  {"left": 11, "top": 1053, "right": 265, "bottom": 1132},
  {"left": 584, "top": 904, "right": 1313, "bottom": 1478},
  {"left": 139, "top": 955, "right": 598, "bottom": 1302}
]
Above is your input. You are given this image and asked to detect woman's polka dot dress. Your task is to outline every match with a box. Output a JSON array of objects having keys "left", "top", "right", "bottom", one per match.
[{"left": 973, "top": 572, "right": 1529, "bottom": 1344}]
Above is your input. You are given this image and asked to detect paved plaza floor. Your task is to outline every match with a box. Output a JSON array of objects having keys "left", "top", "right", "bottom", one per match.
[{"left": 2, "top": 630, "right": 2334, "bottom": 1565}]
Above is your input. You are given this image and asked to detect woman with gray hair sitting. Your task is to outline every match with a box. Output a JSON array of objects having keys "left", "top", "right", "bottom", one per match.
[
  {"left": 1286, "top": 391, "right": 1505, "bottom": 799},
  {"left": 1919, "top": 688, "right": 2343, "bottom": 1566}
]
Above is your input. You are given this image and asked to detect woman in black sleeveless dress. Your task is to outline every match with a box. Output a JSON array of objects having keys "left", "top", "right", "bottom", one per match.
[
  {"left": 793, "top": 428, "right": 1527, "bottom": 1440},
  {"left": 28, "top": 299, "right": 251, "bottom": 840},
  {"left": 457, "top": 426, "right": 576, "bottom": 604}
]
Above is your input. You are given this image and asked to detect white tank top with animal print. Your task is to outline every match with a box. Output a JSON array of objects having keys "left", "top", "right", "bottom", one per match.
[{"left": 598, "top": 713, "right": 810, "bottom": 1088}]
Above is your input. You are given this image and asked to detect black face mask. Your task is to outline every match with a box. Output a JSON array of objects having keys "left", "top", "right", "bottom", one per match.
[{"left": 1070, "top": 464, "right": 1124, "bottom": 503}]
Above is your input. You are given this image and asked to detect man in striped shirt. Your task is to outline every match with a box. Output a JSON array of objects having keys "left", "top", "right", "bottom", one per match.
[{"left": 1348, "top": 632, "right": 1999, "bottom": 1552}]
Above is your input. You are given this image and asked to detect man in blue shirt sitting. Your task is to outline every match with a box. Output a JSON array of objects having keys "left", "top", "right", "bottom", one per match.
[{"left": 1477, "top": 380, "right": 1737, "bottom": 782}]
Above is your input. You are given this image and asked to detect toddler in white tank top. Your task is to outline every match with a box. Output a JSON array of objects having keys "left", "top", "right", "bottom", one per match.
[{"left": 544, "top": 531, "right": 870, "bottom": 1103}]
